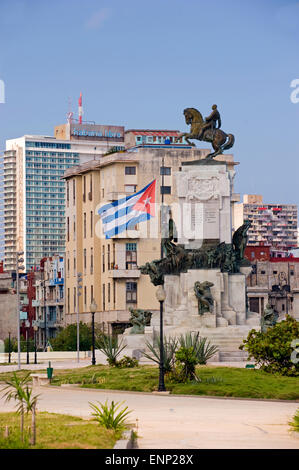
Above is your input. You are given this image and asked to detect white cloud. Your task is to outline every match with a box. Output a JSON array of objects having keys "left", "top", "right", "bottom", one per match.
[{"left": 85, "top": 8, "right": 110, "bottom": 30}]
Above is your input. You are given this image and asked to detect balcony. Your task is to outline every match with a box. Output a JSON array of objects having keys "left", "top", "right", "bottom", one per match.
[{"left": 109, "top": 268, "right": 141, "bottom": 279}]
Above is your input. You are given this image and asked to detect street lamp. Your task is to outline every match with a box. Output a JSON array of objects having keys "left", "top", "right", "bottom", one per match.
[
  {"left": 16, "top": 251, "right": 25, "bottom": 370},
  {"left": 33, "top": 325, "right": 38, "bottom": 365},
  {"left": 90, "top": 299, "right": 97, "bottom": 366},
  {"left": 25, "top": 321, "right": 30, "bottom": 365},
  {"left": 156, "top": 285, "right": 166, "bottom": 392},
  {"left": 8, "top": 332, "right": 11, "bottom": 364}
]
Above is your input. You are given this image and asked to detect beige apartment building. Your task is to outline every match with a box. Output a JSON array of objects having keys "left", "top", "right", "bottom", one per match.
[{"left": 63, "top": 147, "right": 239, "bottom": 333}]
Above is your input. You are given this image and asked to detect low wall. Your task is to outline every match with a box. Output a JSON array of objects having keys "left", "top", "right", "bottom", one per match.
[{"left": 0, "top": 350, "right": 90, "bottom": 363}]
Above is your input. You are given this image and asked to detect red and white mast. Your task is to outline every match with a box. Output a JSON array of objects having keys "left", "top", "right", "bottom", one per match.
[{"left": 78, "top": 92, "right": 83, "bottom": 124}]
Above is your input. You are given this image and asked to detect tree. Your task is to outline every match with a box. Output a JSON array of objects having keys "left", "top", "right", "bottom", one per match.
[
  {"left": 1, "top": 372, "right": 32, "bottom": 441},
  {"left": 240, "top": 315, "right": 299, "bottom": 376},
  {"left": 51, "top": 322, "right": 93, "bottom": 351}
]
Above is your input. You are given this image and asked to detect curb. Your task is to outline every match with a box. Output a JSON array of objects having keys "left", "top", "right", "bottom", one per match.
[
  {"left": 46, "top": 385, "right": 299, "bottom": 404},
  {"left": 113, "top": 430, "right": 138, "bottom": 449}
]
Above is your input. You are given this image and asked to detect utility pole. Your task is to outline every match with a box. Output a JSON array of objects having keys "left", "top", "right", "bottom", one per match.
[
  {"left": 16, "top": 251, "right": 25, "bottom": 370},
  {"left": 76, "top": 272, "right": 83, "bottom": 363}
]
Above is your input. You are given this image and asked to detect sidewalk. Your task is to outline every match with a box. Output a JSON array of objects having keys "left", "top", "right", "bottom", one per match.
[{"left": 0, "top": 385, "right": 298, "bottom": 449}]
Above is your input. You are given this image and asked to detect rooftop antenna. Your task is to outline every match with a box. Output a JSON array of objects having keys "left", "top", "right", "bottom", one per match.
[
  {"left": 78, "top": 91, "right": 83, "bottom": 125},
  {"left": 66, "top": 96, "right": 73, "bottom": 124}
]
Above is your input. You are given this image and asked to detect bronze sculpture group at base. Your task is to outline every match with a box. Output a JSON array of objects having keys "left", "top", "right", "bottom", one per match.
[
  {"left": 194, "top": 281, "right": 214, "bottom": 315},
  {"left": 140, "top": 220, "right": 252, "bottom": 286},
  {"left": 129, "top": 308, "right": 152, "bottom": 334},
  {"left": 261, "top": 304, "right": 279, "bottom": 333}
]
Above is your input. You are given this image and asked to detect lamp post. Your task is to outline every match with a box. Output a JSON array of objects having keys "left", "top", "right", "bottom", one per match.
[
  {"left": 8, "top": 332, "right": 11, "bottom": 364},
  {"left": 90, "top": 299, "right": 97, "bottom": 366},
  {"left": 16, "top": 251, "right": 25, "bottom": 370},
  {"left": 26, "top": 325, "right": 30, "bottom": 364},
  {"left": 156, "top": 285, "right": 166, "bottom": 392},
  {"left": 33, "top": 325, "right": 38, "bottom": 365}
]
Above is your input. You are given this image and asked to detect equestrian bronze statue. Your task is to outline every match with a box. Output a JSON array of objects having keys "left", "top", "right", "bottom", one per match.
[{"left": 176, "top": 105, "right": 235, "bottom": 159}]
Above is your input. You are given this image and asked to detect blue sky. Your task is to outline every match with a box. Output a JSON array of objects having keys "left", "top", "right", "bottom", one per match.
[{"left": 0, "top": 0, "right": 299, "bottom": 206}]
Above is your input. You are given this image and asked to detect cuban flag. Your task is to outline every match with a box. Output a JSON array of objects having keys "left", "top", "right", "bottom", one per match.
[{"left": 98, "top": 180, "right": 156, "bottom": 239}]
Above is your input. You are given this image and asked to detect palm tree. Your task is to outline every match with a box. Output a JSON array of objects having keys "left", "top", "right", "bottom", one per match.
[
  {"left": 1, "top": 373, "right": 31, "bottom": 441},
  {"left": 22, "top": 385, "right": 40, "bottom": 445},
  {"left": 1, "top": 372, "right": 39, "bottom": 444}
]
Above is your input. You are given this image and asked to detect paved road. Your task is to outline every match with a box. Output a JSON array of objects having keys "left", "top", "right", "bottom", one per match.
[{"left": 0, "top": 385, "right": 298, "bottom": 449}]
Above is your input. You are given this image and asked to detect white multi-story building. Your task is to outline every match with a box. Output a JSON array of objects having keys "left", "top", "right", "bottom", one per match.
[
  {"left": 234, "top": 194, "right": 298, "bottom": 250},
  {"left": 4, "top": 122, "right": 125, "bottom": 271}
]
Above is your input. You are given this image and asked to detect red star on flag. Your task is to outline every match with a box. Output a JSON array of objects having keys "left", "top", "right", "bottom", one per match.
[{"left": 133, "top": 180, "right": 156, "bottom": 216}]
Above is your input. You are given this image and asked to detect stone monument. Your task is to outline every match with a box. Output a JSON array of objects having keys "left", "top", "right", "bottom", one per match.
[{"left": 122, "top": 105, "right": 260, "bottom": 362}]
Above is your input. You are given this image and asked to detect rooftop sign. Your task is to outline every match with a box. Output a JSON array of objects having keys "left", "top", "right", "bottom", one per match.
[{"left": 70, "top": 123, "right": 124, "bottom": 141}]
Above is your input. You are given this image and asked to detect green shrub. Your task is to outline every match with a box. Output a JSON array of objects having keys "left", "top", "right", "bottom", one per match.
[
  {"left": 116, "top": 356, "right": 139, "bottom": 368},
  {"left": 143, "top": 336, "right": 178, "bottom": 372},
  {"left": 178, "top": 332, "right": 218, "bottom": 364},
  {"left": 51, "top": 323, "right": 93, "bottom": 351},
  {"left": 240, "top": 315, "right": 299, "bottom": 376},
  {"left": 89, "top": 400, "right": 132, "bottom": 433},
  {"left": 96, "top": 335, "right": 126, "bottom": 366},
  {"left": 173, "top": 347, "right": 198, "bottom": 382},
  {"left": 290, "top": 409, "right": 299, "bottom": 432}
]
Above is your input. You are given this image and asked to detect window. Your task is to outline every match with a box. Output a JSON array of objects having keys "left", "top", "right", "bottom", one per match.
[
  {"left": 73, "top": 179, "right": 75, "bottom": 205},
  {"left": 73, "top": 215, "right": 76, "bottom": 241},
  {"left": 90, "top": 211, "right": 93, "bottom": 237},
  {"left": 125, "top": 185, "right": 137, "bottom": 193},
  {"left": 160, "top": 186, "right": 171, "bottom": 195},
  {"left": 103, "top": 284, "right": 106, "bottom": 311},
  {"left": 290, "top": 270, "right": 294, "bottom": 276},
  {"left": 261, "top": 270, "right": 266, "bottom": 275},
  {"left": 126, "top": 282, "right": 137, "bottom": 303},
  {"left": 67, "top": 256, "right": 70, "bottom": 276},
  {"left": 90, "top": 248, "right": 93, "bottom": 274},
  {"left": 273, "top": 270, "right": 277, "bottom": 275},
  {"left": 73, "top": 287, "right": 76, "bottom": 309},
  {"left": 67, "top": 288, "right": 70, "bottom": 313},
  {"left": 84, "top": 286, "right": 87, "bottom": 306},
  {"left": 91, "top": 285, "right": 93, "bottom": 303},
  {"left": 67, "top": 217, "right": 70, "bottom": 242},
  {"left": 125, "top": 166, "right": 136, "bottom": 175},
  {"left": 89, "top": 174, "right": 93, "bottom": 200},
  {"left": 84, "top": 212, "right": 86, "bottom": 239},
  {"left": 73, "top": 250, "right": 76, "bottom": 275},
  {"left": 126, "top": 243, "right": 137, "bottom": 269},
  {"left": 160, "top": 167, "right": 171, "bottom": 176},
  {"left": 84, "top": 248, "right": 87, "bottom": 272},
  {"left": 83, "top": 175, "right": 86, "bottom": 202},
  {"left": 66, "top": 181, "right": 69, "bottom": 206},
  {"left": 108, "top": 283, "right": 111, "bottom": 303},
  {"left": 107, "top": 245, "right": 111, "bottom": 270},
  {"left": 102, "top": 245, "right": 105, "bottom": 272}
]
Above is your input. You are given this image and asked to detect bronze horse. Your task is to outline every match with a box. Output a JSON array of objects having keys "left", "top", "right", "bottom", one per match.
[{"left": 177, "top": 107, "right": 235, "bottom": 159}]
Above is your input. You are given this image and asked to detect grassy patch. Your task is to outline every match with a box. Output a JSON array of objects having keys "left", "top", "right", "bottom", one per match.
[
  {"left": 0, "top": 411, "right": 118, "bottom": 449},
  {"left": 1, "top": 365, "right": 298, "bottom": 400},
  {"left": 51, "top": 365, "right": 299, "bottom": 400},
  {"left": 290, "top": 409, "right": 299, "bottom": 432}
]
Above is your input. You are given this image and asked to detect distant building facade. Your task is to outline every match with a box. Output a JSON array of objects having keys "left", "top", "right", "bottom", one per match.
[
  {"left": 125, "top": 129, "right": 190, "bottom": 148},
  {"left": 245, "top": 245, "right": 299, "bottom": 320},
  {"left": 234, "top": 194, "right": 298, "bottom": 250},
  {"left": 0, "top": 261, "right": 17, "bottom": 341},
  {"left": 4, "top": 121, "right": 125, "bottom": 272},
  {"left": 34, "top": 255, "right": 64, "bottom": 347}
]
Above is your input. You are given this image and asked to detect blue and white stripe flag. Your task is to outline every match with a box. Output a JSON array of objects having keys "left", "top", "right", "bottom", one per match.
[{"left": 98, "top": 180, "right": 156, "bottom": 239}]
